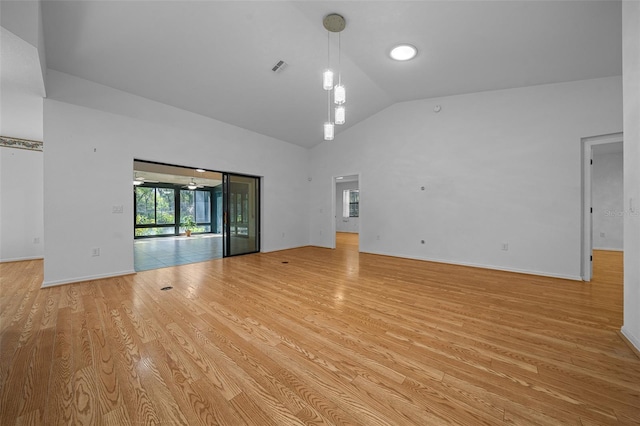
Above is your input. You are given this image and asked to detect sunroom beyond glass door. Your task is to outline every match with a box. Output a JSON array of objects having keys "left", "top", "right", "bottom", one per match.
[{"left": 223, "top": 173, "right": 260, "bottom": 257}]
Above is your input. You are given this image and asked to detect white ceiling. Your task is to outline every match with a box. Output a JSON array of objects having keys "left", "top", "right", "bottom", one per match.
[{"left": 41, "top": 1, "right": 622, "bottom": 148}]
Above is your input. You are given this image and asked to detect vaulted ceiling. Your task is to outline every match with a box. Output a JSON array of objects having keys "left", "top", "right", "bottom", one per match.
[{"left": 41, "top": 1, "right": 622, "bottom": 148}]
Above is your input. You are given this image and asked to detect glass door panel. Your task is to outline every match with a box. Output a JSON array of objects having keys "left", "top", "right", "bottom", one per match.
[{"left": 223, "top": 173, "right": 259, "bottom": 257}]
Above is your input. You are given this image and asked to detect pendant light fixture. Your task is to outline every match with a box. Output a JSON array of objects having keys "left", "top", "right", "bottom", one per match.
[
  {"left": 324, "top": 90, "right": 334, "bottom": 140},
  {"left": 322, "top": 13, "right": 346, "bottom": 140},
  {"left": 324, "top": 122, "right": 335, "bottom": 141},
  {"left": 335, "top": 105, "right": 345, "bottom": 125},
  {"left": 334, "top": 27, "right": 346, "bottom": 106},
  {"left": 334, "top": 83, "right": 346, "bottom": 105},
  {"left": 323, "top": 33, "right": 334, "bottom": 92}
]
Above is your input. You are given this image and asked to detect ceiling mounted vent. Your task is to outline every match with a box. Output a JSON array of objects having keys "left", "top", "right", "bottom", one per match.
[{"left": 271, "top": 60, "right": 288, "bottom": 73}]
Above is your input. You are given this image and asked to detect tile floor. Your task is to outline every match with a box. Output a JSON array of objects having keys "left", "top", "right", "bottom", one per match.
[{"left": 134, "top": 234, "right": 222, "bottom": 271}]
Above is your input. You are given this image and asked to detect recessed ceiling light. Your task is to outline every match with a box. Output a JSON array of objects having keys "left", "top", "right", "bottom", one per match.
[
  {"left": 390, "top": 44, "right": 417, "bottom": 61},
  {"left": 196, "top": 169, "right": 205, "bottom": 173},
  {"left": 336, "top": 176, "right": 344, "bottom": 180}
]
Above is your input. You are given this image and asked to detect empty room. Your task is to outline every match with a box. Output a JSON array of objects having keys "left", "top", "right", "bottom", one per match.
[{"left": 1, "top": 1, "right": 640, "bottom": 424}]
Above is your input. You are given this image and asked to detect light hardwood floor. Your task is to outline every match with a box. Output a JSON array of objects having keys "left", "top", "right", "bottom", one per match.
[{"left": 1, "top": 234, "right": 639, "bottom": 425}]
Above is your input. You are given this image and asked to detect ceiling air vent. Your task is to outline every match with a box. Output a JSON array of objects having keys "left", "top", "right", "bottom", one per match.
[{"left": 271, "top": 60, "right": 288, "bottom": 73}]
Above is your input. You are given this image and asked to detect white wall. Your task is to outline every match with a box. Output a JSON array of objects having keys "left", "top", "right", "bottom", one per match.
[
  {"left": 43, "top": 71, "right": 310, "bottom": 286},
  {"left": 622, "top": 0, "right": 640, "bottom": 351},
  {"left": 310, "top": 77, "right": 622, "bottom": 280},
  {"left": 1, "top": 26, "right": 44, "bottom": 141},
  {"left": 0, "top": 147, "right": 44, "bottom": 261},
  {"left": 592, "top": 145, "right": 623, "bottom": 251},
  {"left": 0, "top": 19, "right": 45, "bottom": 263},
  {"left": 336, "top": 181, "right": 359, "bottom": 233}
]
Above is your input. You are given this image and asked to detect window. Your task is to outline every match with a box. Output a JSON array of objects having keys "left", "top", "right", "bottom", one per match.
[
  {"left": 136, "top": 187, "right": 155, "bottom": 224},
  {"left": 180, "top": 189, "right": 212, "bottom": 233},
  {"left": 135, "top": 186, "right": 176, "bottom": 236},
  {"left": 343, "top": 189, "right": 359, "bottom": 218},
  {"left": 196, "top": 191, "right": 211, "bottom": 223},
  {"left": 156, "top": 188, "right": 175, "bottom": 224},
  {"left": 135, "top": 185, "right": 214, "bottom": 238}
]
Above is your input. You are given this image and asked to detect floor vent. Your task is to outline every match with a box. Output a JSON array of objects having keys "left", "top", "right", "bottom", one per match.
[{"left": 160, "top": 286, "right": 173, "bottom": 291}]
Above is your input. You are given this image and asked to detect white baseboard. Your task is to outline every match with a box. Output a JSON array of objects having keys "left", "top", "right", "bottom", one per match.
[
  {"left": 41, "top": 270, "right": 136, "bottom": 288},
  {"left": 593, "top": 247, "right": 623, "bottom": 252},
  {"left": 361, "top": 250, "right": 583, "bottom": 281},
  {"left": 621, "top": 326, "right": 640, "bottom": 355},
  {"left": 0, "top": 256, "right": 44, "bottom": 263}
]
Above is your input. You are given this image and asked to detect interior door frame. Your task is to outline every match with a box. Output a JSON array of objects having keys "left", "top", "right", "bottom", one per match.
[
  {"left": 581, "top": 132, "right": 623, "bottom": 281},
  {"left": 331, "top": 173, "right": 361, "bottom": 250}
]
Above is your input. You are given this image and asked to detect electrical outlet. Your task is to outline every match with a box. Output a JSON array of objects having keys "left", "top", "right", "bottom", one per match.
[
  {"left": 33, "top": 237, "right": 40, "bottom": 244},
  {"left": 501, "top": 243, "right": 509, "bottom": 251},
  {"left": 421, "top": 240, "right": 425, "bottom": 244},
  {"left": 91, "top": 248, "right": 100, "bottom": 257},
  {"left": 600, "top": 232, "right": 605, "bottom": 238},
  {"left": 112, "top": 205, "right": 124, "bottom": 214}
]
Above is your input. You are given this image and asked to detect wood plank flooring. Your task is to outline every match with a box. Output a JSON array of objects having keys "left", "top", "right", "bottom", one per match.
[{"left": 1, "top": 234, "right": 639, "bottom": 425}]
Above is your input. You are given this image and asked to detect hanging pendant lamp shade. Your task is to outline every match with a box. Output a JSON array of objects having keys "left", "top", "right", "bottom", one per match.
[
  {"left": 335, "top": 105, "right": 345, "bottom": 125},
  {"left": 323, "top": 70, "right": 334, "bottom": 91},
  {"left": 334, "top": 84, "right": 345, "bottom": 105},
  {"left": 324, "top": 122, "right": 335, "bottom": 140}
]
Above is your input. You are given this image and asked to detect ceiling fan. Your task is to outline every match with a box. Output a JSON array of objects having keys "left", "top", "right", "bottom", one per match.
[
  {"left": 133, "top": 172, "right": 159, "bottom": 186},
  {"left": 183, "top": 179, "right": 206, "bottom": 190}
]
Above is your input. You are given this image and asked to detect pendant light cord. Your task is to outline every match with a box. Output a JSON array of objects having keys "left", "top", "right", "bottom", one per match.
[
  {"left": 338, "top": 32, "right": 341, "bottom": 85},
  {"left": 327, "top": 31, "right": 332, "bottom": 123},
  {"left": 327, "top": 31, "right": 330, "bottom": 70}
]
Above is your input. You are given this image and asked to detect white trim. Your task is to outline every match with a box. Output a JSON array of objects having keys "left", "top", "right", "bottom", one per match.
[
  {"left": 581, "top": 132, "right": 623, "bottom": 281},
  {"left": 592, "top": 247, "right": 624, "bottom": 252},
  {"left": 41, "top": 270, "right": 136, "bottom": 288},
  {"left": 362, "top": 250, "right": 583, "bottom": 281},
  {"left": 621, "top": 326, "right": 640, "bottom": 353},
  {"left": 331, "top": 177, "right": 336, "bottom": 249},
  {"left": 0, "top": 256, "right": 44, "bottom": 263}
]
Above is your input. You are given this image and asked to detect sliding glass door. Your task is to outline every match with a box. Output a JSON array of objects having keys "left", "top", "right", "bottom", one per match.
[{"left": 223, "top": 173, "right": 260, "bottom": 257}]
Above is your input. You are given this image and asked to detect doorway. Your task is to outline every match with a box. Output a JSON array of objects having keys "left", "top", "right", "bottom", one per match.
[
  {"left": 133, "top": 160, "right": 260, "bottom": 270},
  {"left": 223, "top": 173, "right": 260, "bottom": 257},
  {"left": 333, "top": 174, "right": 360, "bottom": 250},
  {"left": 581, "top": 134, "right": 623, "bottom": 281}
]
